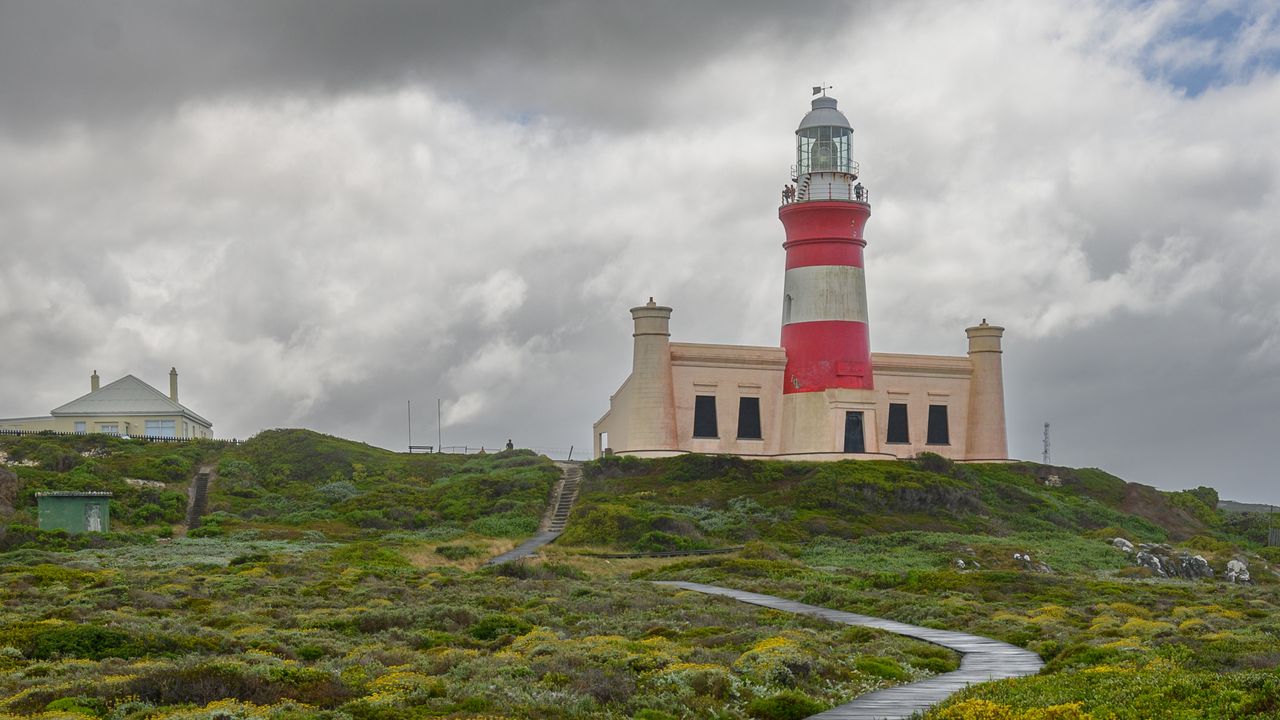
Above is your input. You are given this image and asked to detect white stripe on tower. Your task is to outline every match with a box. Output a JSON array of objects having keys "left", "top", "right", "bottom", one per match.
[{"left": 782, "top": 265, "right": 868, "bottom": 325}]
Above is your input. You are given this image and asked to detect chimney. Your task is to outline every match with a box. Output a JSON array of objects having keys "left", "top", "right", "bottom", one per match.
[
  {"left": 169, "top": 367, "right": 178, "bottom": 403},
  {"left": 91, "top": 370, "right": 99, "bottom": 392}
]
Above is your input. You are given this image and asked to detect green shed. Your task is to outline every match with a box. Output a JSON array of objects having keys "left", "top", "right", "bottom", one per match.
[{"left": 36, "top": 491, "right": 112, "bottom": 534}]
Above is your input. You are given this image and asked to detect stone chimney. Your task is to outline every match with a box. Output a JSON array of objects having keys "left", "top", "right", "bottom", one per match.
[
  {"left": 91, "top": 370, "right": 99, "bottom": 392},
  {"left": 169, "top": 367, "right": 179, "bottom": 403},
  {"left": 964, "top": 321, "right": 1008, "bottom": 460},
  {"left": 628, "top": 298, "right": 678, "bottom": 451}
]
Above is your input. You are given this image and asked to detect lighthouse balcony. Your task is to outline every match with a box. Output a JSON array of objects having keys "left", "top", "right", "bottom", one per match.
[{"left": 783, "top": 169, "right": 870, "bottom": 205}]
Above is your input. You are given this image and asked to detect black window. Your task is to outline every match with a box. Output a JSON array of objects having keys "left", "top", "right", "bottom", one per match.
[
  {"left": 693, "top": 395, "right": 718, "bottom": 438},
  {"left": 927, "top": 405, "right": 950, "bottom": 445},
  {"left": 843, "top": 411, "right": 865, "bottom": 453},
  {"left": 737, "top": 397, "right": 762, "bottom": 439},
  {"left": 886, "top": 403, "right": 909, "bottom": 444}
]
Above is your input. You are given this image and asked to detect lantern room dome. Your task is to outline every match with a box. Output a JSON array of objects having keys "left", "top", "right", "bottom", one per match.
[{"left": 797, "top": 95, "right": 852, "bottom": 132}]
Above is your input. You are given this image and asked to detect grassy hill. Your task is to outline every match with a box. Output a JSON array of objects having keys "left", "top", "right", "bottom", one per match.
[
  {"left": 559, "top": 453, "right": 1272, "bottom": 561},
  {"left": 4, "top": 435, "right": 1280, "bottom": 719},
  {"left": 0, "top": 429, "right": 559, "bottom": 548}
]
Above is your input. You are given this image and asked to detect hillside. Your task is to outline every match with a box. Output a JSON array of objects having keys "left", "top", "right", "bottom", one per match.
[
  {"left": 3, "top": 435, "right": 1280, "bottom": 719},
  {"left": 0, "top": 429, "right": 559, "bottom": 547},
  {"left": 559, "top": 453, "right": 1271, "bottom": 557}
]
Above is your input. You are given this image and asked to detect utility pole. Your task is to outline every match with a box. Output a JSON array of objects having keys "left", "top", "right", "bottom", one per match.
[{"left": 1042, "top": 422, "right": 1051, "bottom": 465}]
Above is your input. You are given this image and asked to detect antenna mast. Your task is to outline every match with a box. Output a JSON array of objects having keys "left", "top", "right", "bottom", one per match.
[{"left": 1042, "top": 422, "right": 1051, "bottom": 464}]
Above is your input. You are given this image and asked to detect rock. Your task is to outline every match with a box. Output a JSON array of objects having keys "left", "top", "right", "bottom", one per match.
[
  {"left": 1135, "top": 548, "right": 1166, "bottom": 576},
  {"left": 1132, "top": 544, "right": 1214, "bottom": 579},
  {"left": 1112, "top": 537, "right": 1134, "bottom": 553},
  {"left": 1226, "top": 559, "right": 1251, "bottom": 584},
  {"left": 955, "top": 558, "right": 967, "bottom": 570},
  {"left": 1178, "top": 554, "right": 1214, "bottom": 579},
  {"left": 1012, "top": 551, "right": 1052, "bottom": 574}
]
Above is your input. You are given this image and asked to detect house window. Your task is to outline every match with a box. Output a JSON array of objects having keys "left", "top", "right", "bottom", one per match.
[
  {"left": 927, "top": 405, "right": 950, "bottom": 445},
  {"left": 74, "top": 421, "right": 86, "bottom": 434},
  {"left": 145, "top": 419, "right": 176, "bottom": 438},
  {"left": 886, "top": 403, "right": 909, "bottom": 444},
  {"left": 737, "top": 397, "right": 762, "bottom": 439},
  {"left": 99, "top": 423, "right": 118, "bottom": 435},
  {"left": 693, "top": 395, "right": 718, "bottom": 438}
]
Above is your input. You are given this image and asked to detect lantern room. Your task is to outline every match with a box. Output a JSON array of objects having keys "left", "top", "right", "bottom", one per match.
[{"left": 795, "top": 95, "right": 857, "bottom": 178}]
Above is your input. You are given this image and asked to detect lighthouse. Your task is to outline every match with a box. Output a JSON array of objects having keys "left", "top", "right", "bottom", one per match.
[
  {"left": 778, "top": 93, "right": 877, "bottom": 454},
  {"left": 593, "top": 91, "right": 1009, "bottom": 463}
]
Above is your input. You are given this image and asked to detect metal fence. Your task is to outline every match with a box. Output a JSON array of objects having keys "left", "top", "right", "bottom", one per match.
[
  {"left": 1270, "top": 529, "right": 1280, "bottom": 548},
  {"left": 0, "top": 428, "right": 240, "bottom": 445}
]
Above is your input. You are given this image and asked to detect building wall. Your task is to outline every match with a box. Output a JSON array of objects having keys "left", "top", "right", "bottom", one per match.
[
  {"left": 670, "top": 343, "right": 787, "bottom": 456},
  {"left": 37, "top": 496, "right": 111, "bottom": 533},
  {"left": 597, "top": 343, "right": 993, "bottom": 461},
  {"left": 596, "top": 312, "right": 1008, "bottom": 462},
  {"left": 0, "top": 414, "right": 211, "bottom": 438},
  {"left": 869, "top": 352, "right": 973, "bottom": 460}
]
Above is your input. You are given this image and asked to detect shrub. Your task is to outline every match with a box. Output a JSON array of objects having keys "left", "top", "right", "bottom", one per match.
[
  {"left": 29, "top": 625, "right": 139, "bottom": 660},
  {"left": 634, "top": 530, "right": 696, "bottom": 552},
  {"left": 434, "top": 544, "right": 482, "bottom": 560},
  {"left": 747, "top": 690, "right": 825, "bottom": 720},
  {"left": 469, "top": 614, "right": 533, "bottom": 641},
  {"left": 468, "top": 512, "right": 539, "bottom": 538},
  {"left": 854, "top": 655, "right": 910, "bottom": 681},
  {"left": 45, "top": 696, "right": 106, "bottom": 716},
  {"left": 316, "top": 480, "right": 361, "bottom": 503}
]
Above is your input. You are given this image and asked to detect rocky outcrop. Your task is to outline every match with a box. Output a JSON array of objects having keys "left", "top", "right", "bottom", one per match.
[
  {"left": 1226, "top": 559, "right": 1251, "bottom": 584},
  {"left": 1132, "top": 543, "right": 1213, "bottom": 579},
  {"left": 1013, "top": 552, "right": 1052, "bottom": 574},
  {"left": 1112, "top": 537, "right": 1134, "bottom": 553}
]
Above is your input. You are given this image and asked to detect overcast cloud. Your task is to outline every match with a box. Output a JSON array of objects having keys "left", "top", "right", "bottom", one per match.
[{"left": 1, "top": 0, "right": 1277, "bottom": 503}]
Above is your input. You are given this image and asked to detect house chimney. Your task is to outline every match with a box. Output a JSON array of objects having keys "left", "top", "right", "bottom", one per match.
[
  {"left": 169, "top": 367, "right": 178, "bottom": 403},
  {"left": 91, "top": 370, "right": 99, "bottom": 392}
]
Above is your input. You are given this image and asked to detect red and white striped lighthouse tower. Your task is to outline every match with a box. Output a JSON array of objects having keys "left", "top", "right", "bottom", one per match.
[{"left": 778, "top": 93, "right": 876, "bottom": 454}]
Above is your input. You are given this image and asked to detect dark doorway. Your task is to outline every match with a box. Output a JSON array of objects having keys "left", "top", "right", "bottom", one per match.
[
  {"left": 843, "top": 411, "right": 865, "bottom": 453},
  {"left": 693, "top": 395, "right": 718, "bottom": 438}
]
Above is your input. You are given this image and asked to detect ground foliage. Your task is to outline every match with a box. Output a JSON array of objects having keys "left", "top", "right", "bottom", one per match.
[
  {"left": 564, "top": 454, "right": 1262, "bottom": 551},
  {"left": 5, "top": 438, "right": 1280, "bottom": 718},
  {"left": 0, "top": 430, "right": 559, "bottom": 542},
  {"left": 0, "top": 537, "right": 947, "bottom": 719}
]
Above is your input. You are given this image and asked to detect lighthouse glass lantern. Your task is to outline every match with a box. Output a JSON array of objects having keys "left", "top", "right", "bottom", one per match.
[{"left": 796, "top": 97, "right": 854, "bottom": 176}]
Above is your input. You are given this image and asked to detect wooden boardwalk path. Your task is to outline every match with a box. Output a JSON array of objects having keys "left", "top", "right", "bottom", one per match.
[{"left": 654, "top": 581, "right": 1043, "bottom": 720}]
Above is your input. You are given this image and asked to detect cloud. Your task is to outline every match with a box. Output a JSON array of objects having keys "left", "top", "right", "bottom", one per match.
[{"left": 0, "top": 0, "right": 1278, "bottom": 501}]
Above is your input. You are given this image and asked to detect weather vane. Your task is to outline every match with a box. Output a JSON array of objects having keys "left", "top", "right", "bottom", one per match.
[{"left": 812, "top": 84, "right": 833, "bottom": 97}]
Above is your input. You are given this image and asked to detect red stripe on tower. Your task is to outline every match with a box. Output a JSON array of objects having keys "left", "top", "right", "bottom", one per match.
[{"left": 779, "top": 94, "right": 873, "bottom": 394}]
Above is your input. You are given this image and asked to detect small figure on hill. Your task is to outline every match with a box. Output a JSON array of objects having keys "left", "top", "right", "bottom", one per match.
[{"left": 505, "top": 439, "right": 514, "bottom": 451}]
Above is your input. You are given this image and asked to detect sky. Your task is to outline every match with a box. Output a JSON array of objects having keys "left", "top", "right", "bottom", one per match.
[{"left": 1, "top": 0, "right": 1278, "bottom": 502}]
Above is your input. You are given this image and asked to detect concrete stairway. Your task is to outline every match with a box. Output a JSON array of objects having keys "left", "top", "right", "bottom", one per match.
[
  {"left": 185, "top": 467, "right": 212, "bottom": 530},
  {"left": 485, "top": 462, "right": 582, "bottom": 566},
  {"left": 543, "top": 463, "right": 581, "bottom": 533}
]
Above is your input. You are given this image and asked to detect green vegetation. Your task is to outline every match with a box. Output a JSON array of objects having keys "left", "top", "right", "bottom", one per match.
[
  {"left": 562, "top": 454, "right": 1208, "bottom": 551},
  {"left": 0, "top": 429, "right": 559, "bottom": 542},
  {"left": 5, "top": 435, "right": 1280, "bottom": 718},
  {"left": 0, "top": 536, "right": 943, "bottom": 719},
  {"left": 592, "top": 455, "right": 1280, "bottom": 719}
]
